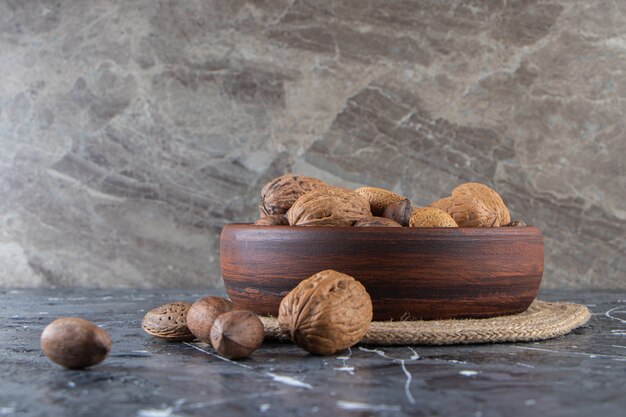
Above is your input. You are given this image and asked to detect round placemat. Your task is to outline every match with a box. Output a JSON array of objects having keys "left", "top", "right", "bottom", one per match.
[{"left": 260, "top": 300, "right": 591, "bottom": 346}]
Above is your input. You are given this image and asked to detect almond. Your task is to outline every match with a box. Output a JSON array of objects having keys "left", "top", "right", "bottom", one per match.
[{"left": 142, "top": 302, "right": 195, "bottom": 342}]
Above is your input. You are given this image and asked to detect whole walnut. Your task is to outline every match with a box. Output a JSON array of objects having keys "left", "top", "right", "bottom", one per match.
[
  {"left": 278, "top": 270, "right": 373, "bottom": 356},
  {"left": 354, "top": 187, "right": 406, "bottom": 216},
  {"left": 443, "top": 183, "right": 511, "bottom": 227},
  {"left": 287, "top": 187, "right": 372, "bottom": 226},
  {"left": 259, "top": 174, "right": 327, "bottom": 217}
]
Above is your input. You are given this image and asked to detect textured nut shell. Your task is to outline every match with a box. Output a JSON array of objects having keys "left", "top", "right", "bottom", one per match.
[
  {"left": 187, "top": 297, "right": 233, "bottom": 345},
  {"left": 287, "top": 187, "right": 372, "bottom": 226},
  {"left": 381, "top": 198, "right": 413, "bottom": 227},
  {"left": 354, "top": 187, "right": 406, "bottom": 216},
  {"left": 41, "top": 317, "right": 111, "bottom": 369},
  {"left": 142, "top": 302, "right": 195, "bottom": 341},
  {"left": 353, "top": 217, "right": 402, "bottom": 227},
  {"left": 409, "top": 207, "right": 458, "bottom": 227},
  {"left": 448, "top": 183, "right": 511, "bottom": 227},
  {"left": 210, "top": 310, "right": 264, "bottom": 360},
  {"left": 278, "top": 270, "right": 373, "bottom": 356},
  {"left": 254, "top": 214, "right": 289, "bottom": 226},
  {"left": 259, "top": 174, "right": 326, "bottom": 216},
  {"left": 429, "top": 196, "right": 454, "bottom": 213}
]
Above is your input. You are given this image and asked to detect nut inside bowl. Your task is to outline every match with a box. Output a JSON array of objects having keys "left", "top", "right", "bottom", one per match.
[{"left": 220, "top": 224, "right": 544, "bottom": 321}]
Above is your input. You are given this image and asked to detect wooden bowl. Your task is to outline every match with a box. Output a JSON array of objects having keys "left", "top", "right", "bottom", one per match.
[{"left": 220, "top": 224, "right": 544, "bottom": 321}]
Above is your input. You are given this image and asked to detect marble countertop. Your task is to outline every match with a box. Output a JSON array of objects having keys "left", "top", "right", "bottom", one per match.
[{"left": 1, "top": 288, "right": 624, "bottom": 417}]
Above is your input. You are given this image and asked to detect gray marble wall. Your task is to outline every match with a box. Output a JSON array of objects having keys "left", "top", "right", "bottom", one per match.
[{"left": 0, "top": 0, "right": 624, "bottom": 288}]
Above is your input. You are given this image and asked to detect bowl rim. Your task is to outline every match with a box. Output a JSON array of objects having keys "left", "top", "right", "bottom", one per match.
[{"left": 222, "top": 223, "right": 541, "bottom": 235}]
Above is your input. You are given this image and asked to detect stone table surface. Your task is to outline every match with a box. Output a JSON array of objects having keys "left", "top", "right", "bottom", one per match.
[{"left": 1, "top": 289, "right": 625, "bottom": 417}]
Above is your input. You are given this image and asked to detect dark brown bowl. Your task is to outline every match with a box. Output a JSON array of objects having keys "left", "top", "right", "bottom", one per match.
[{"left": 220, "top": 224, "right": 544, "bottom": 321}]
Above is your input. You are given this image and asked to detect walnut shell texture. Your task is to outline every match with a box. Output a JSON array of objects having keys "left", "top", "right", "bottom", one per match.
[
  {"left": 353, "top": 217, "right": 402, "bottom": 227},
  {"left": 254, "top": 214, "right": 289, "bottom": 226},
  {"left": 409, "top": 207, "right": 458, "bottom": 227},
  {"left": 259, "top": 174, "right": 326, "bottom": 217},
  {"left": 186, "top": 296, "right": 233, "bottom": 345},
  {"left": 354, "top": 187, "right": 406, "bottom": 216},
  {"left": 447, "top": 183, "right": 511, "bottom": 227},
  {"left": 142, "top": 302, "right": 195, "bottom": 342},
  {"left": 287, "top": 187, "right": 372, "bottom": 226},
  {"left": 278, "top": 270, "right": 373, "bottom": 356}
]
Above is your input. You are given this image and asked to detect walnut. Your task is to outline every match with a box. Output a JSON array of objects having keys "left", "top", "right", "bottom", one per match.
[
  {"left": 278, "top": 270, "right": 372, "bottom": 356},
  {"left": 259, "top": 174, "right": 327, "bottom": 217},
  {"left": 354, "top": 187, "right": 406, "bottom": 216},
  {"left": 353, "top": 217, "right": 402, "bottom": 227},
  {"left": 287, "top": 187, "right": 372, "bottom": 226},
  {"left": 445, "top": 183, "right": 511, "bottom": 227},
  {"left": 381, "top": 198, "right": 413, "bottom": 226},
  {"left": 254, "top": 214, "right": 289, "bottom": 226},
  {"left": 409, "top": 207, "right": 458, "bottom": 227}
]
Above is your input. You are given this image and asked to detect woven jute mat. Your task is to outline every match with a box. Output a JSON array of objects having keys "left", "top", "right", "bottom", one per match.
[{"left": 260, "top": 300, "right": 591, "bottom": 346}]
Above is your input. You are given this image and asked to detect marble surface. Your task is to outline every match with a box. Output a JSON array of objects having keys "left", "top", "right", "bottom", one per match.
[
  {"left": 1, "top": 288, "right": 625, "bottom": 417},
  {"left": 0, "top": 1, "right": 624, "bottom": 288}
]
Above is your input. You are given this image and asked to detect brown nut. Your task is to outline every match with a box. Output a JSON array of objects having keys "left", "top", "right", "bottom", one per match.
[
  {"left": 41, "top": 317, "right": 111, "bottom": 369},
  {"left": 287, "top": 187, "right": 372, "bottom": 226},
  {"left": 187, "top": 296, "right": 233, "bottom": 345},
  {"left": 447, "top": 183, "right": 511, "bottom": 227},
  {"left": 259, "top": 174, "right": 327, "bottom": 217},
  {"left": 409, "top": 207, "right": 458, "bottom": 227},
  {"left": 278, "top": 270, "right": 373, "bottom": 356},
  {"left": 503, "top": 219, "right": 527, "bottom": 227},
  {"left": 210, "top": 310, "right": 264, "bottom": 360},
  {"left": 141, "top": 302, "right": 195, "bottom": 342},
  {"left": 429, "top": 196, "right": 453, "bottom": 213},
  {"left": 254, "top": 214, "right": 289, "bottom": 226},
  {"left": 353, "top": 217, "right": 402, "bottom": 227},
  {"left": 354, "top": 187, "right": 406, "bottom": 216},
  {"left": 381, "top": 198, "right": 413, "bottom": 227}
]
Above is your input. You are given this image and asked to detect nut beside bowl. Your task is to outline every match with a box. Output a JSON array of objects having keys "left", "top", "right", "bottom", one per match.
[{"left": 220, "top": 224, "right": 544, "bottom": 321}]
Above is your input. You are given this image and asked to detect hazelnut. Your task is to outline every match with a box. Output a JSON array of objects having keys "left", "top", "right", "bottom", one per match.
[
  {"left": 287, "top": 187, "right": 372, "bottom": 226},
  {"left": 354, "top": 187, "right": 406, "bottom": 216},
  {"left": 259, "top": 174, "right": 326, "bottom": 216},
  {"left": 278, "top": 270, "right": 372, "bottom": 356},
  {"left": 210, "top": 310, "right": 264, "bottom": 360},
  {"left": 381, "top": 198, "right": 413, "bottom": 226},
  {"left": 41, "top": 317, "right": 111, "bottom": 369},
  {"left": 409, "top": 207, "right": 458, "bottom": 227},
  {"left": 187, "top": 296, "right": 234, "bottom": 346}
]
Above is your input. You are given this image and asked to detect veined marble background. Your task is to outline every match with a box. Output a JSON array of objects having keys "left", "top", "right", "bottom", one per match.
[{"left": 0, "top": 1, "right": 624, "bottom": 288}]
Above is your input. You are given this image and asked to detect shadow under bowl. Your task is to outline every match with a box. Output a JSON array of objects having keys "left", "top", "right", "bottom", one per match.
[{"left": 220, "top": 224, "right": 544, "bottom": 321}]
